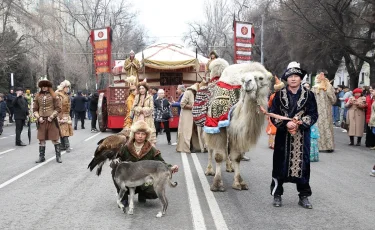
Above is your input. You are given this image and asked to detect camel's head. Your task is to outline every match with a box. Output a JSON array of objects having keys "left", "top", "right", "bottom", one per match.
[{"left": 241, "top": 73, "right": 257, "bottom": 99}]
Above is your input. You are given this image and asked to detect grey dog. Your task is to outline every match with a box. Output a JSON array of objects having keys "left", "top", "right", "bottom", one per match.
[{"left": 113, "top": 160, "right": 178, "bottom": 217}]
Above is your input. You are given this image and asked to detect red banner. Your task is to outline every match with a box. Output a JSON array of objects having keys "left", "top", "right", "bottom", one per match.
[
  {"left": 90, "top": 27, "right": 112, "bottom": 74},
  {"left": 234, "top": 21, "right": 255, "bottom": 64}
]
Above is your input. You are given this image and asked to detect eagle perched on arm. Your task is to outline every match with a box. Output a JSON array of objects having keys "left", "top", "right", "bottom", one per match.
[{"left": 88, "top": 129, "right": 129, "bottom": 176}]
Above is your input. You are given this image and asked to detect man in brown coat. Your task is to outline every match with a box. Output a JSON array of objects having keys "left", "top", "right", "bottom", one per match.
[{"left": 33, "top": 79, "right": 62, "bottom": 163}]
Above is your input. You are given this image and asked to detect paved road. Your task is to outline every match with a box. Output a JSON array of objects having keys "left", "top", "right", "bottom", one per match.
[{"left": 0, "top": 123, "right": 374, "bottom": 230}]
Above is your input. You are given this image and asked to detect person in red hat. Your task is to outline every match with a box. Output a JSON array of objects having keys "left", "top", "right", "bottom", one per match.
[{"left": 345, "top": 88, "right": 367, "bottom": 145}]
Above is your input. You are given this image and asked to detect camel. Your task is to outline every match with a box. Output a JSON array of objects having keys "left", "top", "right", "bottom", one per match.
[
  {"left": 201, "top": 58, "right": 233, "bottom": 176},
  {"left": 203, "top": 62, "right": 271, "bottom": 191}
]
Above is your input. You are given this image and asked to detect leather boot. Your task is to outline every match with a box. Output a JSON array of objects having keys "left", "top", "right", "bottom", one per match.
[
  {"left": 35, "top": 146, "right": 46, "bottom": 163},
  {"left": 298, "top": 196, "right": 313, "bottom": 209},
  {"left": 64, "top": 137, "right": 71, "bottom": 153},
  {"left": 60, "top": 137, "right": 66, "bottom": 151},
  {"left": 55, "top": 144, "right": 62, "bottom": 163},
  {"left": 356, "top": 137, "right": 362, "bottom": 146},
  {"left": 349, "top": 136, "right": 354, "bottom": 145}
]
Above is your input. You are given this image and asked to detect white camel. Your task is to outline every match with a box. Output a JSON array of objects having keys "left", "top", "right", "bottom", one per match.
[{"left": 204, "top": 62, "right": 271, "bottom": 191}]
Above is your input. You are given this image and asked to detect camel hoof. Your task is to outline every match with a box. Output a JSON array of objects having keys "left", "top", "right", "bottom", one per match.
[
  {"left": 232, "top": 182, "right": 242, "bottom": 190},
  {"left": 156, "top": 212, "right": 163, "bottom": 218},
  {"left": 218, "top": 186, "right": 226, "bottom": 192},
  {"left": 127, "top": 209, "right": 134, "bottom": 215},
  {"left": 205, "top": 170, "right": 215, "bottom": 176},
  {"left": 226, "top": 167, "right": 234, "bottom": 173},
  {"left": 240, "top": 183, "right": 249, "bottom": 190}
]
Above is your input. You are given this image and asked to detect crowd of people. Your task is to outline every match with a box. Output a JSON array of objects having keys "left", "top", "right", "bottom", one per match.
[{"left": 1, "top": 49, "right": 374, "bottom": 211}]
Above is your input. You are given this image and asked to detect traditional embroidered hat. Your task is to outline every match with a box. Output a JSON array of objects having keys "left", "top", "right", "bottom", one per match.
[
  {"left": 281, "top": 61, "right": 307, "bottom": 81},
  {"left": 129, "top": 50, "right": 135, "bottom": 55},
  {"left": 273, "top": 76, "right": 285, "bottom": 91},
  {"left": 353, "top": 88, "right": 363, "bottom": 94},
  {"left": 129, "top": 120, "right": 153, "bottom": 141}
]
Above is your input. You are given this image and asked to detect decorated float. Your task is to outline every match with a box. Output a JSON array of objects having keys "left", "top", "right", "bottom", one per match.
[{"left": 98, "top": 43, "right": 208, "bottom": 131}]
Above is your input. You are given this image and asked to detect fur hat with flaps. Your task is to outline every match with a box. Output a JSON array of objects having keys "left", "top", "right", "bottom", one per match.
[
  {"left": 126, "top": 75, "right": 137, "bottom": 90},
  {"left": 209, "top": 50, "right": 219, "bottom": 58},
  {"left": 129, "top": 120, "right": 153, "bottom": 141},
  {"left": 209, "top": 58, "right": 229, "bottom": 81},
  {"left": 281, "top": 61, "right": 307, "bottom": 81},
  {"left": 273, "top": 76, "right": 285, "bottom": 91},
  {"left": 137, "top": 78, "right": 149, "bottom": 91},
  {"left": 313, "top": 72, "right": 331, "bottom": 91},
  {"left": 38, "top": 78, "right": 53, "bottom": 88},
  {"left": 57, "top": 80, "right": 71, "bottom": 91},
  {"left": 187, "top": 82, "right": 199, "bottom": 92}
]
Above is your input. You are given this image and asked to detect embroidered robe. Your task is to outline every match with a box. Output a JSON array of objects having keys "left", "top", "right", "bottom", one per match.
[{"left": 270, "top": 86, "right": 318, "bottom": 184}]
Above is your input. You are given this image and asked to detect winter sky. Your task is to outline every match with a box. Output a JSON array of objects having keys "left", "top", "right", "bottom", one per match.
[{"left": 133, "top": 0, "right": 205, "bottom": 46}]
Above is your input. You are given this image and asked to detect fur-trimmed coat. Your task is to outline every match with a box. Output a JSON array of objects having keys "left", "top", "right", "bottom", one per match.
[
  {"left": 56, "top": 90, "right": 73, "bottom": 137},
  {"left": 33, "top": 91, "right": 62, "bottom": 141},
  {"left": 132, "top": 93, "right": 156, "bottom": 145},
  {"left": 270, "top": 86, "right": 318, "bottom": 184}
]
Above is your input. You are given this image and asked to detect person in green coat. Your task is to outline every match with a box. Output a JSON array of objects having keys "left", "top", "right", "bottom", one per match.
[{"left": 111, "top": 120, "right": 179, "bottom": 207}]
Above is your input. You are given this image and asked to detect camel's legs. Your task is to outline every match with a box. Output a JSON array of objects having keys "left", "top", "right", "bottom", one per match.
[
  {"left": 210, "top": 150, "right": 225, "bottom": 192},
  {"left": 230, "top": 151, "right": 249, "bottom": 190},
  {"left": 225, "top": 149, "right": 234, "bottom": 172},
  {"left": 205, "top": 148, "right": 215, "bottom": 176}
]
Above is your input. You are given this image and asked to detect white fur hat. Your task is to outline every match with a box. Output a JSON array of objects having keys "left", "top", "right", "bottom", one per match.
[
  {"left": 129, "top": 120, "right": 153, "bottom": 141},
  {"left": 157, "top": 89, "right": 165, "bottom": 94},
  {"left": 57, "top": 80, "right": 71, "bottom": 91}
]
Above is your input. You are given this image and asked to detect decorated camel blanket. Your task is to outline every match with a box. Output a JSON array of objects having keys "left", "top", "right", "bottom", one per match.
[{"left": 202, "top": 81, "right": 241, "bottom": 134}]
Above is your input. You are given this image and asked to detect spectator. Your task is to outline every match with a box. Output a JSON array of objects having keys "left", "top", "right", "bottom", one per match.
[
  {"left": 69, "top": 92, "right": 74, "bottom": 119},
  {"left": 151, "top": 87, "right": 158, "bottom": 102},
  {"left": 154, "top": 89, "right": 173, "bottom": 145},
  {"left": 0, "top": 93, "right": 6, "bottom": 135},
  {"left": 171, "top": 84, "right": 186, "bottom": 146},
  {"left": 332, "top": 88, "right": 341, "bottom": 126},
  {"left": 72, "top": 91, "right": 88, "bottom": 130},
  {"left": 345, "top": 88, "right": 367, "bottom": 146},
  {"left": 90, "top": 92, "right": 99, "bottom": 132},
  {"left": 6, "top": 89, "right": 15, "bottom": 123},
  {"left": 87, "top": 93, "right": 92, "bottom": 120},
  {"left": 365, "top": 84, "right": 375, "bottom": 148},
  {"left": 12, "top": 87, "right": 29, "bottom": 146},
  {"left": 337, "top": 85, "right": 345, "bottom": 123},
  {"left": 340, "top": 86, "right": 352, "bottom": 132},
  {"left": 367, "top": 87, "right": 375, "bottom": 149}
]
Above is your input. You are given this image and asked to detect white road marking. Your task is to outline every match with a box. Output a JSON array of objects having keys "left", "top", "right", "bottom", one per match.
[
  {"left": 191, "top": 153, "right": 229, "bottom": 230},
  {"left": 0, "top": 151, "right": 67, "bottom": 189},
  {"left": 9, "top": 134, "right": 15, "bottom": 137},
  {"left": 0, "top": 137, "right": 7, "bottom": 139},
  {"left": 84, "top": 132, "right": 101, "bottom": 142},
  {"left": 0, "top": 149, "right": 15, "bottom": 156},
  {"left": 181, "top": 152, "right": 206, "bottom": 230}
]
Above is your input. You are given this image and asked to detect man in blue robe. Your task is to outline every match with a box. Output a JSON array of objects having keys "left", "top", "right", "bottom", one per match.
[{"left": 270, "top": 62, "right": 318, "bottom": 209}]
